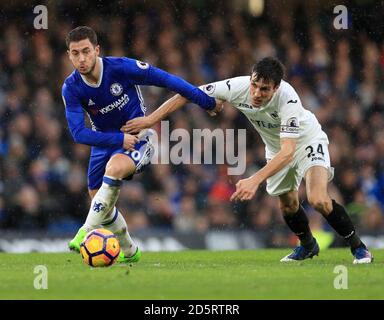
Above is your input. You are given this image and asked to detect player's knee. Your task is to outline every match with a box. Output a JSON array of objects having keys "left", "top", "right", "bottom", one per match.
[
  {"left": 105, "top": 162, "right": 125, "bottom": 178},
  {"left": 280, "top": 199, "right": 299, "bottom": 215},
  {"left": 106, "top": 155, "right": 136, "bottom": 179},
  {"left": 308, "top": 196, "right": 331, "bottom": 214}
]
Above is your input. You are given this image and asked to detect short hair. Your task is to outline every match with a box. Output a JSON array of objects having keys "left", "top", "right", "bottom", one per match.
[
  {"left": 251, "top": 57, "right": 285, "bottom": 86},
  {"left": 66, "top": 26, "right": 98, "bottom": 48}
]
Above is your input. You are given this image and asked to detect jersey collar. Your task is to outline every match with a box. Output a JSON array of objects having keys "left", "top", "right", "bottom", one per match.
[{"left": 80, "top": 57, "right": 104, "bottom": 88}]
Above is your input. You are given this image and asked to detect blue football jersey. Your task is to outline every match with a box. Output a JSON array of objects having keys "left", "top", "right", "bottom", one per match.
[{"left": 62, "top": 57, "right": 215, "bottom": 148}]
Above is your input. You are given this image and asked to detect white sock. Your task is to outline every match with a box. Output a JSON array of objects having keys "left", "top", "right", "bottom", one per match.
[
  {"left": 102, "top": 207, "right": 137, "bottom": 257},
  {"left": 83, "top": 176, "right": 122, "bottom": 231}
]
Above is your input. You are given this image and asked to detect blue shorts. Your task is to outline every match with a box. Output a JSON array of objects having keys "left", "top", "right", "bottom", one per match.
[{"left": 87, "top": 136, "right": 154, "bottom": 190}]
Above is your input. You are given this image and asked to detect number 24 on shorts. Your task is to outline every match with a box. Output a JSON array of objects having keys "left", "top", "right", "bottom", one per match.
[{"left": 305, "top": 143, "right": 325, "bottom": 158}]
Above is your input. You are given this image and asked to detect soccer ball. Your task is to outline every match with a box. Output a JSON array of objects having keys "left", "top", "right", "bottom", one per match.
[{"left": 80, "top": 228, "right": 120, "bottom": 267}]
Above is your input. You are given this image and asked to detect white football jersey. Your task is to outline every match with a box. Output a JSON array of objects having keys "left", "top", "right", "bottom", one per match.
[{"left": 200, "top": 77, "right": 328, "bottom": 156}]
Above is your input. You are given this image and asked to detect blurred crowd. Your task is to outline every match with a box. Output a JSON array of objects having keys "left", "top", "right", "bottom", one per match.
[{"left": 1, "top": 0, "right": 384, "bottom": 242}]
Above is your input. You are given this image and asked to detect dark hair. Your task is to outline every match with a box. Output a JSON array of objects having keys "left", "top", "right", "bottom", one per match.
[
  {"left": 251, "top": 57, "right": 285, "bottom": 86},
  {"left": 66, "top": 26, "right": 98, "bottom": 48}
]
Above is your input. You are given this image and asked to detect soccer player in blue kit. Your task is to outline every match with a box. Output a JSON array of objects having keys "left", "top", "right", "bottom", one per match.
[{"left": 62, "top": 26, "right": 220, "bottom": 263}]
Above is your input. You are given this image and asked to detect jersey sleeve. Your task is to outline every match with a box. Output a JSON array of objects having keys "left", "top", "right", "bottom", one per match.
[
  {"left": 62, "top": 83, "right": 124, "bottom": 148},
  {"left": 199, "top": 79, "right": 233, "bottom": 102},
  {"left": 279, "top": 89, "right": 303, "bottom": 139},
  {"left": 122, "top": 58, "right": 216, "bottom": 110}
]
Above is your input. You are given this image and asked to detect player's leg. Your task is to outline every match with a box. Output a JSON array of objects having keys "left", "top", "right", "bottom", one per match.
[
  {"left": 68, "top": 153, "right": 134, "bottom": 253},
  {"left": 280, "top": 191, "right": 316, "bottom": 248},
  {"left": 265, "top": 163, "right": 319, "bottom": 261},
  {"left": 83, "top": 153, "right": 135, "bottom": 228},
  {"left": 279, "top": 190, "right": 319, "bottom": 262},
  {"left": 101, "top": 206, "right": 140, "bottom": 262},
  {"left": 68, "top": 149, "right": 107, "bottom": 252},
  {"left": 68, "top": 189, "right": 99, "bottom": 252},
  {"left": 69, "top": 187, "right": 140, "bottom": 261},
  {"left": 69, "top": 154, "right": 135, "bottom": 252},
  {"left": 70, "top": 137, "right": 153, "bottom": 258},
  {"left": 306, "top": 166, "right": 373, "bottom": 264},
  {"left": 104, "top": 138, "right": 154, "bottom": 263},
  {"left": 82, "top": 154, "right": 140, "bottom": 258}
]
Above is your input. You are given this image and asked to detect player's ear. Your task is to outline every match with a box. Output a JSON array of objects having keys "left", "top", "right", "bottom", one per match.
[{"left": 95, "top": 45, "right": 100, "bottom": 56}]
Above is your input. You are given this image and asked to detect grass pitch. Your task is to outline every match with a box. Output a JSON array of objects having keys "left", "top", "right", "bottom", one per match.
[{"left": 0, "top": 249, "right": 383, "bottom": 300}]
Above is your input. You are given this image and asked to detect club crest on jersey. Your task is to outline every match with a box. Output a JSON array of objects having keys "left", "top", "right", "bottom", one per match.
[
  {"left": 287, "top": 117, "right": 298, "bottom": 127},
  {"left": 270, "top": 111, "right": 279, "bottom": 119},
  {"left": 136, "top": 60, "right": 149, "bottom": 70},
  {"left": 110, "top": 83, "right": 123, "bottom": 96},
  {"left": 203, "top": 84, "right": 216, "bottom": 94}
]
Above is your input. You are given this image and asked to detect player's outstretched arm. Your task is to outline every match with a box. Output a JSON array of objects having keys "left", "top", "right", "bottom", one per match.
[
  {"left": 120, "top": 94, "right": 224, "bottom": 134},
  {"left": 121, "top": 94, "right": 187, "bottom": 133},
  {"left": 124, "top": 58, "right": 218, "bottom": 111},
  {"left": 231, "top": 138, "right": 296, "bottom": 202}
]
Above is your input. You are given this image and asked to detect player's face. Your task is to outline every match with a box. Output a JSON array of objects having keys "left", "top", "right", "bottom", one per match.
[
  {"left": 68, "top": 39, "right": 100, "bottom": 75},
  {"left": 249, "top": 73, "right": 279, "bottom": 107}
]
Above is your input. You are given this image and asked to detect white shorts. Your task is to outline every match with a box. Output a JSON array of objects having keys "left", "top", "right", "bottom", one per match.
[{"left": 266, "top": 138, "right": 334, "bottom": 196}]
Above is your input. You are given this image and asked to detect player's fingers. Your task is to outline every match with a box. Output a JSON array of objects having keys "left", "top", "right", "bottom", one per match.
[
  {"left": 129, "top": 135, "right": 139, "bottom": 144},
  {"left": 127, "top": 119, "right": 144, "bottom": 126},
  {"left": 126, "top": 119, "right": 136, "bottom": 125},
  {"left": 230, "top": 191, "right": 238, "bottom": 202},
  {"left": 125, "top": 125, "right": 139, "bottom": 133},
  {"left": 239, "top": 189, "right": 250, "bottom": 200},
  {"left": 238, "top": 191, "right": 246, "bottom": 201},
  {"left": 128, "top": 123, "right": 144, "bottom": 132},
  {"left": 241, "top": 193, "right": 252, "bottom": 201},
  {"left": 122, "top": 125, "right": 138, "bottom": 133},
  {"left": 231, "top": 189, "right": 243, "bottom": 202},
  {"left": 124, "top": 123, "right": 135, "bottom": 130},
  {"left": 239, "top": 196, "right": 247, "bottom": 201},
  {"left": 125, "top": 120, "right": 136, "bottom": 126},
  {"left": 125, "top": 119, "right": 140, "bottom": 127}
]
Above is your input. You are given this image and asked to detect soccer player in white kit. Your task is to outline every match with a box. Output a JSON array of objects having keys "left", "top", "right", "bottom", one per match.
[{"left": 122, "top": 57, "right": 373, "bottom": 264}]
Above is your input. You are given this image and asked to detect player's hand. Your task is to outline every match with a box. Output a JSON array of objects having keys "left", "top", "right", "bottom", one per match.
[
  {"left": 123, "top": 133, "right": 139, "bottom": 151},
  {"left": 206, "top": 99, "right": 224, "bottom": 117},
  {"left": 230, "top": 176, "right": 260, "bottom": 202},
  {"left": 120, "top": 117, "right": 152, "bottom": 134}
]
